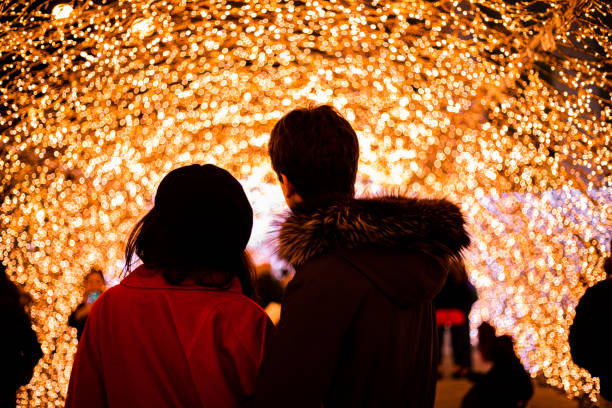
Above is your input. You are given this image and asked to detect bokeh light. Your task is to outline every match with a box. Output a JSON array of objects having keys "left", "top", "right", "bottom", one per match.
[{"left": 0, "top": 0, "right": 610, "bottom": 405}]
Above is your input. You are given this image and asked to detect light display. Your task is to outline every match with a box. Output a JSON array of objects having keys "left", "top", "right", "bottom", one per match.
[{"left": 0, "top": 0, "right": 610, "bottom": 405}]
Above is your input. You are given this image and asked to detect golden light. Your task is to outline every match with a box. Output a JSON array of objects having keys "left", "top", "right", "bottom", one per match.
[
  {"left": 130, "top": 17, "right": 155, "bottom": 39},
  {"left": 0, "top": 0, "right": 610, "bottom": 406},
  {"left": 51, "top": 4, "right": 73, "bottom": 20}
]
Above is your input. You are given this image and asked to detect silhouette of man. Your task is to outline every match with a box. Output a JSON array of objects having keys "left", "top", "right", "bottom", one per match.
[{"left": 254, "top": 105, "right": 470, "bottom": 408}]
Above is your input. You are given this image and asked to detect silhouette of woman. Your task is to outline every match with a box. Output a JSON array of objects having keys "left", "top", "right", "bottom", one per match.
[{"left": 67, "top": 164, "right": 275, "bottom": 408}]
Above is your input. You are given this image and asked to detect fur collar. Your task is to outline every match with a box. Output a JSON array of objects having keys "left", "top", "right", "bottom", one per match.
[{"left": 276, "top": 196, "right": 470, "bottom": 267}]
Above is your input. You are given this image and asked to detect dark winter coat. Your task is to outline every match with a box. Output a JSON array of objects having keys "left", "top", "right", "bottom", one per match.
[
  {"left": 254, "top": 196, "right": 470, "bottom": 408},
  {"left": 66, "top": 265, "right": 275, "bottom": 408},
  {"left": 569, "top": 278, "right": 612, "bottom": 401},
  {"left": 0, "top": 277, "right": 42, "bottom": 406}
]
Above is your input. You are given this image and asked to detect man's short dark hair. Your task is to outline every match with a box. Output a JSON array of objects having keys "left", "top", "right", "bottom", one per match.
[{"left": 269, "top": 105, "right": 359, "bottom": 200}]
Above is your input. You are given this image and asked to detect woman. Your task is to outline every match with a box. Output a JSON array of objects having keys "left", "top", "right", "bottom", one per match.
[
  {"left": 66, "top": 164, "right": 275, "bottom": 408},
  {"left": 68, "top": 268, "right": 106, "bottom": 341}
]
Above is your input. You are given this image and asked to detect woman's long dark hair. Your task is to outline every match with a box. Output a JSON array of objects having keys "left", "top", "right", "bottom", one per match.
[{"left": 124, "top": 208, "right": 256, "bottom": 299}]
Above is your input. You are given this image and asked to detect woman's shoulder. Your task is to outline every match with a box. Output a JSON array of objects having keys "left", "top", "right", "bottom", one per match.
[{"left": 216, "top": 291, "right": 268, "bottom": 318}]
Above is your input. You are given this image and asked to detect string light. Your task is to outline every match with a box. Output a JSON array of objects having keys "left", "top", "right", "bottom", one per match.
[
  {"left": 131, "top": 17, "right": 156, "bottom": 39},
  {"left": 51, "top": 4, "right": 74, "bottom": 20},
  {"left": 0, "top": 0, "right": 610, "bottom": 405}
]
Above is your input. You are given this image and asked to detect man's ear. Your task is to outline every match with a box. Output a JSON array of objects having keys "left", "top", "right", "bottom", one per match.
[
  {"left": 280, "top": 174, "right": 296, "bottom": 196},
  {"left": 279, "top": 174, "right": 303, "bottom": 208}
]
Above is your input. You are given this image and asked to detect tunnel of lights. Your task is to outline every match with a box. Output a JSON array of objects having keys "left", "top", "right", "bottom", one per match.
[{"left": 0, "top": 0, "right": 611, "bottom": 405}]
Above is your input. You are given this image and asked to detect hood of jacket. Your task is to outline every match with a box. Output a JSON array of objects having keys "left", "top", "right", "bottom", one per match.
[{"left": 276, "top": 195, "right": 471, "bottom": 305}]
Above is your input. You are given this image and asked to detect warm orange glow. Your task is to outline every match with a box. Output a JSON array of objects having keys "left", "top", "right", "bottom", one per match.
[{"left": 0, "top": 0, "right": 610, "bottom": 405}]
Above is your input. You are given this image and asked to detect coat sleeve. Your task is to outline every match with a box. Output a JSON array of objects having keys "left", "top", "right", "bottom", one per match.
[
  {"left": 65, "top": 300, "right": 107, "bottom": 408},
  {"left": 254, "top": 256, "right": 366, "bottom": 408}
]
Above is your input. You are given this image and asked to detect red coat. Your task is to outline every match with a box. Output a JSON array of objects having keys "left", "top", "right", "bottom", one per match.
[{"left": 66, "top": 265, "right": 274, "bottom": 408}]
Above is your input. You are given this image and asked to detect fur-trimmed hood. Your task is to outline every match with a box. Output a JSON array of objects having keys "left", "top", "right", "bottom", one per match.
[{"left": 277, "top": 196, "right": 470, "bottom": 268}]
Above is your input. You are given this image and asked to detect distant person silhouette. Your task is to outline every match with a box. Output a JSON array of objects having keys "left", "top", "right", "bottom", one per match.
[
  {"left": 462, "top": 323, "right": 533, "bottom": 408},
  {"left": 434, "top": 258, "right": 477, "bottom": 378},
  {"left": 254, "top": 263, "right": 284, "bottom": 324},
  {"left": 0, "top": 262, "right": 43, "bottom": 407},
  {"left": 68, "top": 268, "right": 106, "bottom": 341},
  {"left": 66, "top": 164, "right": 275, "bottom": 408},
  {"left": 569, "top": 239, "right": 612, "bottom": 408}
]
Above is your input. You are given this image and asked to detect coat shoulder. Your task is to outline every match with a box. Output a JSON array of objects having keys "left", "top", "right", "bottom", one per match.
[{"left": 276, "top": 195, "right": 470, "bottom": 268}]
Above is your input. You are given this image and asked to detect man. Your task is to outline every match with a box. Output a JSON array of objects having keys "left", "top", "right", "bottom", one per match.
[
  {"left": 569, "top": 243, "right": 612, "bottom": 408},
  {"left": 254, "top": 105, "right": 470, "bottom": 407}
]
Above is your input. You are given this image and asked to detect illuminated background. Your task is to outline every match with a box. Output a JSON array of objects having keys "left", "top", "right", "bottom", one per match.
[{"left": 0, "top": 0, "right": 610, "bottom": 405}]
